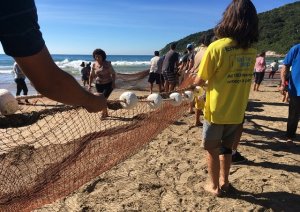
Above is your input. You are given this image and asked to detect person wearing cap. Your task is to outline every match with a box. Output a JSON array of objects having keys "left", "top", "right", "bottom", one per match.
[{"left": 186, "top": 43, "right": 195, "bottom": 72}]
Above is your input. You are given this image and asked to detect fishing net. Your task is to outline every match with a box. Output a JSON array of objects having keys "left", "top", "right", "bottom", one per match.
[{"left": 0, "top": 75, "right": 194, "bottom": 211}]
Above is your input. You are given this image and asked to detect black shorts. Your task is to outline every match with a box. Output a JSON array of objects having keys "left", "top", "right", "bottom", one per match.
[
  {"left": 82, "top": 75, "right": 89, "bottom": 81},
  {"left": 148, "top": 73, "right": 161, "bottom": 84},
  {"left": 95, "top": 82, "right": 113, "bottom": 98},
  {"left": 254, "top": 72, "right": 265, "bottom": 84}
]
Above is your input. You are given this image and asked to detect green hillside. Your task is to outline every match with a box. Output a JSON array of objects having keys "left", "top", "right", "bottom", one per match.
[{"left": 160, "top": 2, "right": 300, "bottom": 55}]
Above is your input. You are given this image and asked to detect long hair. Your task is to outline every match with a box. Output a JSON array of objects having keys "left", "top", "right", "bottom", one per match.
[{"left": 214, "top": 0, "right": 258, "bottom": 49}]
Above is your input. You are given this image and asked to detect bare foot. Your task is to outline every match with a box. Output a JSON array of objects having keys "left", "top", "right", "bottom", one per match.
[{"left": 204, "top": 184, "right": 221, "bottom": 197}]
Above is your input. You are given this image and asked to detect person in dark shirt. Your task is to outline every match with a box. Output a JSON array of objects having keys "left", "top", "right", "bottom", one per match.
[
  {"left": 0, "top": 0, "right": 106, "bottom": 113},
  {"left": 13, "top": 62, "right": 29, "bottom": 103},
  {"left": 80, "top": 62, "right": 91, "bottom": 87},
  {"left": 162, "top": 43, "right": 179, "bottom": 92}
]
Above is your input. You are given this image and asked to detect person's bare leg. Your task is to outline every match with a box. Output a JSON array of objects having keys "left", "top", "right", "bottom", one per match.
[
  {"left": 232, "top": 124, "right": 243, "bottom": 151},
  {"left": 204, "top": 148, "right": 221, "bottom": 196},
  {"left": 164, "top": 81, "right": 169, "bottom": 93},
  {"left": 102, "top": 107, "right": 108, "bottom": 118},
  {"left": 195, "top": 109, "right": 202, "bottom": 126},
  {"left": 253, "top": 83, "right": 257, "bottom": 91},
  {"left": 189, "top": 101, "right": 194, "bottom": 114},
  {"left": 169, "top": 83, "right": 175, "bottom": 92},
  {"left": 149, "top": 83, "right": 153, "bottom": 94},
  {"left": 284, "top": 92, "right": 289, "bottom": 103},
  {"left": 158, "top": 83, "right": 162, "bottom": 93},
  {"left": 256, "top": 84, "right": 261, "bottom": 91},
  {"left": 219, "top": 153, "right": 232, "bottom": 190}
]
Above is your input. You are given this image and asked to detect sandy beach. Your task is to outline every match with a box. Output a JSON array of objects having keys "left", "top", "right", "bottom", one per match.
[{"left": 32, "top": 78, "right": 300, "bottom": 212}]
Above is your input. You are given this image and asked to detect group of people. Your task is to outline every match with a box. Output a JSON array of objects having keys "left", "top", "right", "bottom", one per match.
[
  {"left": 1, "top": 0, "right": 299, "bottom": 199},
  {"left": 147, "top": 42, "right": 198, "bottom": 94}
]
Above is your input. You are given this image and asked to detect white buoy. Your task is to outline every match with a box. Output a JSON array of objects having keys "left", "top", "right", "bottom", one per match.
[
  {"left": 169, "top": 92, "right": 182, "bottom": 106},
  {"left": 195, "top": 86, "right": 202, "bottom": 92},
  {"left": 0, "top": 89, "right": 19, "bottom": 115},
  {"left": 183, "top": 90, "right": 194, "bottom": 102},
  {"left": 147, "top": 93, "right": 162, "bottom": 109},
  {"left": 119, "top": 91, "right": 138, "bottom": 109}
]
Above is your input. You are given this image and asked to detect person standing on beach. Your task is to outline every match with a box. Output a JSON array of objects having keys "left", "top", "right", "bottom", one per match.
[
  {"left": 279, "top": 43, "right": 300, "bottom": 146},
  {"left": 13, "top": 62, "right": 29, "bottom": 103},
  {"left": 253, "top": 51, "right": 266, "bottom": 91},
  {"left": 81, "top": 62, "right": 91, "bottom": 87},
  {"left": 0, "top": 0, "right": 106, "bottom": 113},
  {"left": 89, "top": 48, "right": 116, "bottom": 119},
  {"left": 148, "top": 51, "right": 162, "bottom": 93},
  {"left": 162, "top": 43, "right": 179, "bottom": 92},
  {"left": 194, "top": 0, "right": 258, "bottom": 196},
  {"left": 269, "top": 59, "right": 279, "bottom": 79},
  {"left": 188, "top": 34, "right": 214, "bottom": 114}
]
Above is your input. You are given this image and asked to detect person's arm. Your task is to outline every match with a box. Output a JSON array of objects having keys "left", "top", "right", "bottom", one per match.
[
  {"left": 89, "top": 63, "right": 96, "bottom": 90},
  {"left": 193, "top": 75, "right": 206, "bottom": 87},
  {"left": 279, "top": 64, "right": 289, "bottom": 94},
  {"left": 14, "top": 46, "right": 106, "bottom": 113},
  {"left": 110, "top": 63, "right": 116, "bottom": 88}
]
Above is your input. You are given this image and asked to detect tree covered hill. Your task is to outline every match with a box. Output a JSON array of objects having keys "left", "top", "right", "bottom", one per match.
[{"left": 160, "top": 2, "right": 300, "bottom": 55}]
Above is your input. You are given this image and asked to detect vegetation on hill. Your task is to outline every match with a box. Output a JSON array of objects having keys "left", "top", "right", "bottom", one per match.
[{"left": 160, "top": 2, "right": 300, "bottom": 55}]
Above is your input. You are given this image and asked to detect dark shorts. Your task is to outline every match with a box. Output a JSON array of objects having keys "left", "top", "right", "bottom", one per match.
[
  {"left": 254, "top": 72, "right": 265, "bottom": 84},
  {"left": 0, "top": 1, "right": 45, "bottom": 57},
  {"left": 202, "top": 120, "right": 240, "bottom": 150},
  {"left": 95, "top": 82, "right": 113, "bottom": 98},
  {"left": 162, "top": 70, "right": 177, "bottom": 83},
  {"left": 148, "top": 73, "right": 161, "bottom": 84},
  {"left": 82, "top": 75, "right": 89, "bottom": 81}
]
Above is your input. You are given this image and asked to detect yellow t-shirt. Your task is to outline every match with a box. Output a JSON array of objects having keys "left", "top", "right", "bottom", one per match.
[{"left": 197, "top": 38, "right": 256, "bottom": 124}]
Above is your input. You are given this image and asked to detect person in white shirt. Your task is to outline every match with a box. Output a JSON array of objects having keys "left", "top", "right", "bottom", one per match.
[
  {"left": 268, "top": 59, "right": 279, "bottom": 79},
  {"left": 13, "top": 62, "right": 29, "bottom": 103},
  {"left": 148, "top": 51, "right": 163, "bottom": 93}
]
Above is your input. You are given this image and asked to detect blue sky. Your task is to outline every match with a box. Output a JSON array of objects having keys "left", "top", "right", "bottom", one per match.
[{"left": 1, "top": 0, "right": 298, "bottom": 55}]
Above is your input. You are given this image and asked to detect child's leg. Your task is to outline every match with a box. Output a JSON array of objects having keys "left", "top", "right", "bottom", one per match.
[
  {"left": 189, "top": 99, "right": 195, "bottom": 114},
  {"left": 195, "top": 109, "right": 202, "bottom": 126}
]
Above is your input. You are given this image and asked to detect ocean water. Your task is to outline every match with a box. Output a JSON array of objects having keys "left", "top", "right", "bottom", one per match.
[
  {"left": 0, "top": 54, "right": 152, "bottom": 95},
  {"left": 0, "top": 54, "right": 284, "bottom": 96}
]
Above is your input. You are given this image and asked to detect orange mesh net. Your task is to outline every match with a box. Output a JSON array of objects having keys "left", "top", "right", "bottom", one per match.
[{"left": 0, "top": 75, "right": 194, "bottom": 211}]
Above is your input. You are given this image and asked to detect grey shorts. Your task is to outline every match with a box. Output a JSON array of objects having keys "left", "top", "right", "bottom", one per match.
[{"left": 202, "top": 120, "right": 241, "bottom": 150}]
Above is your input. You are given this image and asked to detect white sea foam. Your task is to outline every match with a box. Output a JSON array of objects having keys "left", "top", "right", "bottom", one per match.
[
  {"left": 0, "top": 69, "right": 13, "bottom": 74},
  {"left": 54, "top": 59, "right": 150, "bottom": 70},
  {"left": 112, "top": 61, "right": 150, "bottom": 66}
]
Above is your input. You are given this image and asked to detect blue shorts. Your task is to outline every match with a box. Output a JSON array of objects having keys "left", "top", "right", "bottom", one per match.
[
  {"left": 0, "top": 0, "right": 45, "bottom": 57},
  {"left": 202, "top": 120, "right": 240, "bottom": 150}
]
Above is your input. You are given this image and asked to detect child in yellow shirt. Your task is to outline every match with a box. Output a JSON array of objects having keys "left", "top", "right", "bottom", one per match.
[{"left": 194, "top": 86, "right": 205, "bottom": 126}]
